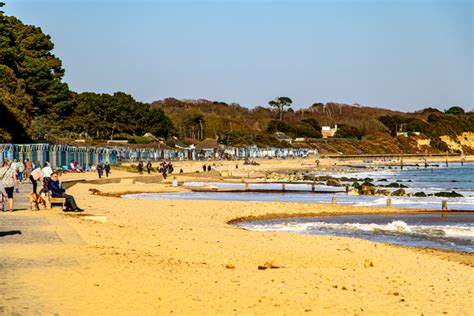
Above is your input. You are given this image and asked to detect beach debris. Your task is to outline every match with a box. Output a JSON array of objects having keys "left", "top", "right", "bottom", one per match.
[
  {"left": 364, "top": 258, "right": 375, "bottom": 268},
  {"left": 258, "top": 261, "right": 280, "bottom": 270},
  {"left": 81, "top": 215, "right": 107, "bottom": 223},
  {"left": 225, "top": 264, "right": 236, "bottom": 269},
  {"left": 89, "top": 188, "right": 102, "bottom": 195}
]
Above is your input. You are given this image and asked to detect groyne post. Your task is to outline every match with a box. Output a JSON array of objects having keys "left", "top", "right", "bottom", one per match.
[
  {"left": 332, "top": 196, "right": 337, "bottom": 205},
  {"left": 386, "top": 198, "right": 392, "bottom": 208},
  {"left": 311, "top": 183, "right": 315, "bottom": 192},
  {"left": 245, "top": 183, "right": 249, "bottom": 191},
  {"left": 442, "top": 200, "right": 448, "bottom": 211},
  {"left": 282, "top": 183, "right": 286, "bottom": 192}
]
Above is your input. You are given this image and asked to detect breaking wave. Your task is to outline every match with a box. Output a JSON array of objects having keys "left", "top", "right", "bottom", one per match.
[{"left": 247, "top": 220, "right": 474, "bottom": 239}]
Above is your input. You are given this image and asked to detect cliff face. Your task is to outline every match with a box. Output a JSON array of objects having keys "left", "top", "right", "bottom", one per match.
[{"left": 441, "top": 132, "right": 474, "bottom": 154}]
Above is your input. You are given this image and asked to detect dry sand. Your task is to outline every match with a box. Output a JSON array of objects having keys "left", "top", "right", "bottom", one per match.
[{"left": 2, "top": 158, "right": 473, "bottom": 315}]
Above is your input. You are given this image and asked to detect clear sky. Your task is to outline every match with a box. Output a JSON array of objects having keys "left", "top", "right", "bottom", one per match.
[{"left": 4, "top": 0, "right": 473, "bottom": 111}]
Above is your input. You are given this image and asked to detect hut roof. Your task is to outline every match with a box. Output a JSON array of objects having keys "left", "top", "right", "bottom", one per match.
[{"left": 196, "top": 138, "right": 219, "bottom": 150}]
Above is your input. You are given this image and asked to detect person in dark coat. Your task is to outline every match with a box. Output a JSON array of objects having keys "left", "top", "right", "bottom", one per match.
[
  {"left": 146, "top": 161, "right": 153, "bottom": 174},
  {"left": 104, "top": 162, "right": 111, "bottom": 177},
  {"left": 47, "top": 172, "right": 83, "bottom": 212},
  {"left": 97, "top": 164, "right": 104, "bottom": 179},
  {"left": 138, "top": 161, "right": 144, "bottom": 174}
]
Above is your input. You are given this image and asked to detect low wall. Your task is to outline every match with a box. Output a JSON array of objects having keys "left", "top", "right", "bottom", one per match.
[{"left": 63, "top": 175, "right": 164, "bottom": 189}]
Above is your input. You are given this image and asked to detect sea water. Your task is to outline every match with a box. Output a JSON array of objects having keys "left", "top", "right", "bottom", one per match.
[
  {"left": 124, "top": 164, "right": 474, "bottom": 211},
  {"left": 235, "top": 213, "right": 474, "bottom": 252}
]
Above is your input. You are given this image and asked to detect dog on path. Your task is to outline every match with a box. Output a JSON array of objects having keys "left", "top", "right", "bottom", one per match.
[{"left": 29, "top": 193, "right": 47, "bottom": 211}]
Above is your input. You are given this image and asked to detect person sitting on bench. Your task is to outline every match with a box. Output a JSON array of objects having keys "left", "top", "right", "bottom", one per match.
[{"left": 47, "top": 172, "right": 83, "bottom": 212}]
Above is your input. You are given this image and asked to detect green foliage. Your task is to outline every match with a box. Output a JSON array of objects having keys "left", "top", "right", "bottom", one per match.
[
  {"left": 266, "top": 120, "right": 289, "bottom": 133},
  {"left": 128, "top": 136, "right": 153, "bottom": 144},
  {"left": 268, "top": 96, "right": 293, "bottom": 121},
  {"left": 417, "top": 107, "right": 442, "bottom": 114},
  {"left": 445, "top": 106, "right": 465, "bottom": 115},
  {"left": 63, "top": 92, "right": 173, "bottom": 140},
  {"left": 334, "top": 124, "right": 363, "bottom": 139}
]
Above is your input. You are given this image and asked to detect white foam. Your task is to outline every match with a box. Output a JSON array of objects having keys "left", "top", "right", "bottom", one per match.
[{"left": 247, "top": 220, "right": 474, "bottom": 239}]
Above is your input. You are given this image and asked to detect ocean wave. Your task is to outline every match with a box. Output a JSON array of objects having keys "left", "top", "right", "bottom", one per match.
[
  {"left": 354, "top": 196, "right": 474, "bottom": 207},
  {"left": 247, "top": 220, "right": 474, "bottom": 239}
]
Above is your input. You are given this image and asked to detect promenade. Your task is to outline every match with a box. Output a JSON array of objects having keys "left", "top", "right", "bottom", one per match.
[{"left": 0, "top": 182, "right": 86, "bottom": 314}]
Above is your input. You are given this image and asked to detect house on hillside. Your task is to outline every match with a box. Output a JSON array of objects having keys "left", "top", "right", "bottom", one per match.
[
  {"left": 321, "top": 125, "right": 338, "bottom": 138},
  {"left": 397, "top": 131, "right": 421, "bottom": 137},
  {"left": 274, "top": 132, "right": 293, "bottom": 144}
]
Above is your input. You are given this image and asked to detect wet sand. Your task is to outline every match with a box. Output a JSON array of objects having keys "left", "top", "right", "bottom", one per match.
[{"left": 1, "top": 158, "right": 473, "bottom": 315}]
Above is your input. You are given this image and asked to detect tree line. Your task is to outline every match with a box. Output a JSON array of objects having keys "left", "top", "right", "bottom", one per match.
[{"left": 0, "top": 2, "right": 172, "bottom": 143}]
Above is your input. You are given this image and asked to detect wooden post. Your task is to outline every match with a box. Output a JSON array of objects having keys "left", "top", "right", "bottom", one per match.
[
  {"left": 245, "top": 183, "right": 249, "bottom": 191},
  {"left": 311, "top": 183, "right": 315, "bottom": 192},
  {"left": 386, "top": 198, "right": 392, "bottom": 208},
  {"left": 282, "top": 183, "right": 286, "bottom": 192},
  {"left": 442, "top": 200, "right": 448, "bottom": 211},
  {"left": 332, "top": 196, "right": 337, "bottom": 205}
]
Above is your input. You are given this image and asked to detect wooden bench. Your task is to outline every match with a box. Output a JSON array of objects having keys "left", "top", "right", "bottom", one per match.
[{"left": 48, "top": 197, "right": 66, "bottom": 210}]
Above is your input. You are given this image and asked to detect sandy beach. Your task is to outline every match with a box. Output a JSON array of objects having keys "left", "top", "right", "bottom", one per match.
[{"left": 1, "top": 158, "right": 473, "bottom": 315}]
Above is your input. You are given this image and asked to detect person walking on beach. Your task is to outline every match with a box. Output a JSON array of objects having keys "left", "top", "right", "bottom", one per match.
[
  {"left": 138, "top": 161, "right": 144, "bottom": 174},
  {"left": 146, "top": 161, "right": 153, "bottom": 174},
  {"left": 0, "top": 160, "right": 19, "bottom": 212},
  {"left": 97, "top": 163, "right": 104, "bottom": 178},
  {"left": 25, "top": 158, "right": 33, "bottom": 180},
  {"left": 17, "top": 160, "right": 25, "bottom": 183},
  {"left": 104, "top": 162, "right": 111, "bottom": 177},
  {"left": 202, "top": 164, "right": 207, "bottom": 172}
]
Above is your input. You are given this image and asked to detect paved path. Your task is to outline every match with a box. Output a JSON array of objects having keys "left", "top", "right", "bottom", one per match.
[
  {"left": 0, "top": 181, "right": 86, "bottom": 314},
  {"left": 1, "top": 181, "right": 31, "bottom": 212}
]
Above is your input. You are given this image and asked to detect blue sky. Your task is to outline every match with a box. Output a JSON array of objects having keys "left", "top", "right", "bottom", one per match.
[{"left": 5, "top": 0, "right": 473, "bottom": 111}]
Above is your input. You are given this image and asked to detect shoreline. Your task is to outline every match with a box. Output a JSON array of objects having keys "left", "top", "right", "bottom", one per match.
[{"left": 2, "top": 160, "right": 473, "bottom": 314}]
